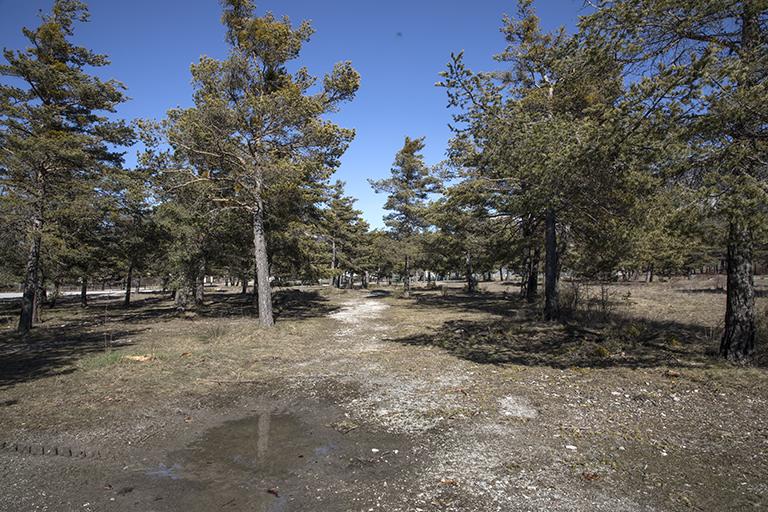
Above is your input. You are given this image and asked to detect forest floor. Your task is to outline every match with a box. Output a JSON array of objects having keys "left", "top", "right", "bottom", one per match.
[{"left": 0, "top": 276, "right": 767, "bottom": 511}]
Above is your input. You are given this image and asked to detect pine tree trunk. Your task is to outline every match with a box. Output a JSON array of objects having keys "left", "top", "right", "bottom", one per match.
[
  {"left": 465, "top": 251, "right": 475, "bottom": 293},
  {"left": 252, "top": 265, "right": 259, "bottom": 306},
  {"left": 51, "top": 281, "right": 60, "bottom": 308},
  {"left": 544, "top": 208, "right": 560, "bottom": 320},
  {"left": 717, "top": 0, "right": 760, "bottom": 362},
  {"left": 175, "top": 285, "right": 189, "bottom": 310},
  {"left": 81, "top": 276, "right": 88, "bottom": 308},
  {"left": 253, "top": 206, "right": 274, "bottom": 326},
  {"left": 720, "top": 221, "right": 755, "bottom": 362},
  {"left": 241, "top": 272, "right": 248, "bottom": 295},
  {"left": 403, "top": 255, "right": 411, "bottom": 298},
  {"left": 124, "top": 264, "right": 133, "bottom": 307},
  {"left": 18, "top": 223, "right": 42, "bottom": 335},
  {"left": 195, "top": 260, "right": 205, "bottom": 306},
  {"left": 33, "top": 276, "right": 43, "bottom": 324},
  {"left": 526, "top": 246, "right": 540, "bottom": 303},
  {"left": 331, "top": 239, "right": 338, "bottom": 287}
]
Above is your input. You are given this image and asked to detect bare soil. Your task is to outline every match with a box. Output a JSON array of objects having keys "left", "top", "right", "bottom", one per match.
[{"left": 1, "top": 277, "right": 767, "bottom": 511}]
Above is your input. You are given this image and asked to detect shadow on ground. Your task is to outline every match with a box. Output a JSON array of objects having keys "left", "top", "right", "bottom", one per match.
[
  {"left": 676, "top": 287, "right": 768, "bottom": 298},
  {"left": 387, "top": 290, "right": 731, "bottom": 370},
  {"left": 0, "top": 324, "right": 146, "bottom": 388},
  {"left": 0, "top": 288, "right": 337, "bottom": 388}
]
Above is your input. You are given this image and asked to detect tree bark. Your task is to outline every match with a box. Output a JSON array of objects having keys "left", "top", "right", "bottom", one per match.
[
  {"left": 33, "top": 275, "right": 43, "bottom": 324},
  {"left": 253, "top": 206, "right": 274, "bottom": 326},
  {"left": 544, "top": 208, "right": 560, "bottom": 320},
  {"left": 18, "top": 219, "right": 42, "bottom": 335},
  {"left": 175, "top": 285, "right": 189, "bottom": 310},
  {"left": 252, "top": 264, "right": 259, "bottom": 306},
  {"left": 50, "top": 281, "right": 61, "bottom": 308},
  {"left": 526, "top": 245, "right": 540, "bottom": 303},
  {"left": 465, "top": 251, "right": 475, "bottom": 293},
  {"left": 124, "top": 264, "right": 133, "bottom": 307},
  {"left": 331, "top": 239, "right": 339, "bottom": 288},
  {"left": 194, "top": 259, "right": 205, "bottom": 306},
  {"left": 80, "top": 276, "right": 88, "bottom": 308},
  {"left": 720, "top": 221, "right": 755, "bottom": 362},
  {"left": 403, "top": 255, "right": 411, "bottom": 297}
]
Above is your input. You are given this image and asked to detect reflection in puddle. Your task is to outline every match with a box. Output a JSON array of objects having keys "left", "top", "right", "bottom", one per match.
[
  {"left": 314, "top": 442, "right": 336, "bottom": 457},
  {"left": 257, "top": 411, "right": 269, "bottom": 462},
  {"left": 134, "top": 404, "right": 411, "bottom": 511},
  {"left": 146, "top": 462, "right": 182, "bottom": 480},
  {"left": 177, "top": 409, "right": 327, "bottom": 479}
]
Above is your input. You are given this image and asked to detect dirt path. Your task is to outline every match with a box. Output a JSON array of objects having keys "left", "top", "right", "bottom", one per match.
[{"left": 319, "top": 294, "right": 654, "bottom": 512}]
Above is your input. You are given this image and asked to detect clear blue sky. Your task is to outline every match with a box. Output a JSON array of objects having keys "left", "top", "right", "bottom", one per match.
[{"left": 0, "top": 0, "right": 586, "bottom": 228}]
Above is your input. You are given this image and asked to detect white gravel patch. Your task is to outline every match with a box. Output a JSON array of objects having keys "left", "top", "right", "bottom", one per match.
[
  {"left": 329, "top": 299, "right": 389, "bottom": 325},
  {"left": 499, "top": 395, "right": 538, "bottom": 419}
]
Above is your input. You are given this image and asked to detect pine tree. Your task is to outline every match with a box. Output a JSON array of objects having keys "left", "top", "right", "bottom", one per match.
[
  {"left": 153, "top": 0, "right": 359, "bottom": 326},
  {"left": 370, "top": 137, "right": 438, "bottom": 297},
  {"left": 440, "top": 0, "right": 639, "bottom": 319},
  {"left": 583, "top": 0, "right": 768, "bottom": 362},
  {"left": 0, "top": 0, "right": 132, "bottom": 334},
  {"left": 323, "top": 181, "right": 363, "bottom": 287}
]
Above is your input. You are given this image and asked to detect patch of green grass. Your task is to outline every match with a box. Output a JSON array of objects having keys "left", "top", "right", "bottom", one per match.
[{"left": 79, "top": 350, "right": 123, "bottom": 370}]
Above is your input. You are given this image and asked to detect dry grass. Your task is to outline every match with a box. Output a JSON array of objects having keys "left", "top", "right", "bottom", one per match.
[{"left": 1, "top": 278, "right": 767, "bottom": 511}]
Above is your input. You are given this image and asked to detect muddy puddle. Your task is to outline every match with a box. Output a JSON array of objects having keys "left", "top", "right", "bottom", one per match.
[{"left": 120, "top": 402, "right": 417, "bottom": 511}]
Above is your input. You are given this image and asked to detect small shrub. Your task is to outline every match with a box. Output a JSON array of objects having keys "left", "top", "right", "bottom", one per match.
[
  {"left": 593, "top": 345, "right": 611, "bottom": 359},
  {"left": 197, "top": 323, "right": 229, "bottom": 344},
  {"left": 667, "top": 336, "right": 682, "bottom": 348},
  {"left": 624, "top": 322, "right": 642, "bottom": 340}
]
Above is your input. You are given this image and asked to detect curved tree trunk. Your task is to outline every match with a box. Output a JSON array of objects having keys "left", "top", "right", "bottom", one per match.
[
  {"left": 253, "top": 206, "right": 274, "bottom": 327},
  {"left": 544, "top": 208, "right": 560, "bottom": 321},
  {"left": 720, "top": 221, "right": 755, "bottom": 362}
]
